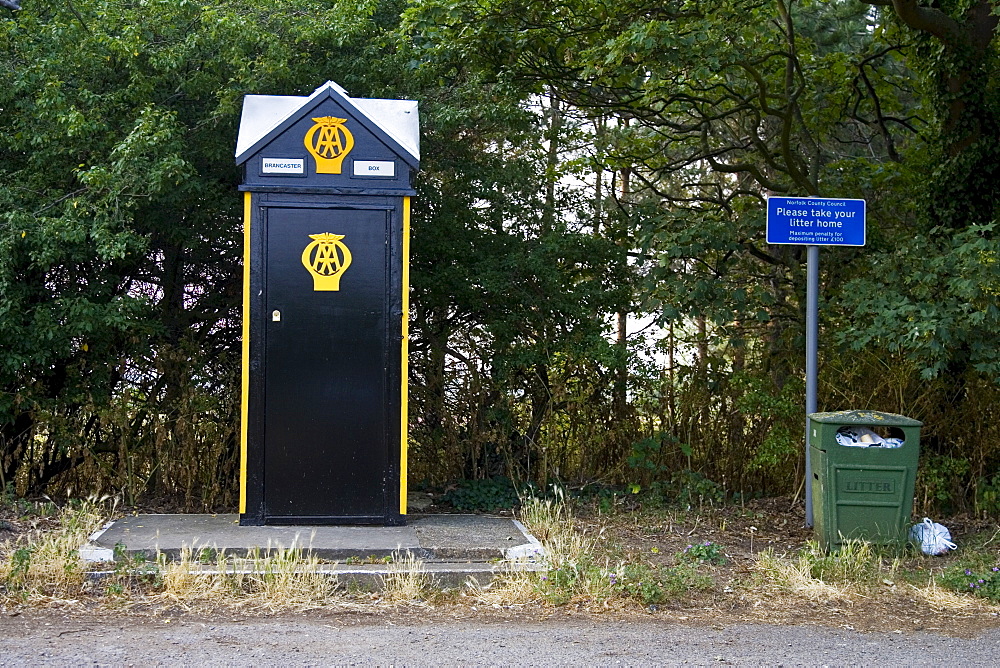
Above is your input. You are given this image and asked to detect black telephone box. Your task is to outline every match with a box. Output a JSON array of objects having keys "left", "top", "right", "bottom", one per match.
[{"left": 235, "top": 82, "right": 418, "bottom": 525}]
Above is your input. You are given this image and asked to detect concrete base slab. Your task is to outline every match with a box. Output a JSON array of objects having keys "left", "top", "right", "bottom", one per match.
[
  {"left": 87, "top": 513, "right": 543, "bottom": 564},
  {"left": 84, "top": 513, "right": 544, "bottom": 589}
]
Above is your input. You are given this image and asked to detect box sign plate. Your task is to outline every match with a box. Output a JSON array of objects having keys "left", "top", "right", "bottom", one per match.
[
  {"left": 262, "top": 158, "right": 305, "bottom": 175},
  {"left": 766, "top": 196, "right": 866, "bottom": 246},
  {"left": 353, "top": 160, "right": 396, "bottom": 178}
]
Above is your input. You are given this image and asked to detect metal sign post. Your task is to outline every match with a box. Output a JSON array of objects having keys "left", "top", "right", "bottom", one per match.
[
  {"left": 805, "top": 245, "right": 819, "bottom": 526},
  {"left": 766, "top": 196, "right": 865, "bottom": 527}
]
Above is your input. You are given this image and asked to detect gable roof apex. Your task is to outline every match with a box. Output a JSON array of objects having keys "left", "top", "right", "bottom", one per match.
[{"left": 235, "top": 81, "right": 419, "bottom": 167}]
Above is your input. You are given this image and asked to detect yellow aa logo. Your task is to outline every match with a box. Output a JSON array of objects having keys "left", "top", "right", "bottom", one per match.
[
  {"left": 301, "top": 233, "right": 353, "bottom": 291},
  {"left": 304, "top": 116, "right": 355, "bottom": 174}
]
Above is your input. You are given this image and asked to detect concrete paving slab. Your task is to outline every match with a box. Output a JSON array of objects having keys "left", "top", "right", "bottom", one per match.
[{"left": 87, "top": 513, "right": 542, "bottom": 564}]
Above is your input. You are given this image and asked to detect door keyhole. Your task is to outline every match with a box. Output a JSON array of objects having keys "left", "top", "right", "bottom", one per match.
[{"left": 272, "top": 310, "right": 281, "bottom": 322}]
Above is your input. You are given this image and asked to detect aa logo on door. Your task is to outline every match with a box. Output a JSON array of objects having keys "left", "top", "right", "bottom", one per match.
[
  {"left": 304, "top": 117, "right": 355, "bottom": 174},
  {"left": 301, "top": 233, "right": 352, "bottom": 291}
]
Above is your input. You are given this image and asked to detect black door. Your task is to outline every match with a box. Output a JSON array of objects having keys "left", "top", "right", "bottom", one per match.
[{"left": 263, "top": 205, "right": 389, "bottom": 520}]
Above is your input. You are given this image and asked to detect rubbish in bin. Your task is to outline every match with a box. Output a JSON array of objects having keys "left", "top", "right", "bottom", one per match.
[
  {"left": 835, "top": 426, "right": 904, "bottom": 448},
  {"left": 909, "top": 517, "right": 957, "bottom": 555}
]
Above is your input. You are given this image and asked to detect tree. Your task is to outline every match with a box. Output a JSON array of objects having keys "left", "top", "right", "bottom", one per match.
[
  {"left": 838, "top": 0, "right": 1000, "bottom": 379},
  {"left": 400, "top": 67, "right": 637, "bottom": 485},
  {"left": 403, "top": 0, "right": 1000, "bottom": 509}
]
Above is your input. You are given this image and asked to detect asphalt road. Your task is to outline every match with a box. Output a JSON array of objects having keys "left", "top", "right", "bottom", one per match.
[{"left": 2, "top": 610, "right": 999, "bottom": 666}]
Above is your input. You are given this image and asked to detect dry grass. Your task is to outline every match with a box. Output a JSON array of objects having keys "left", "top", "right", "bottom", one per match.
[
  {"left": 517, "top": 493, "right": 570, "bottom": 543},
  {"left": 466, "top": 495, "right": 576, "bottom": 606},
  {"left": 471, "top": 495, "right": 628, "bottom": 608},
  {"left": 466, "top": 565, "right": 543, "bottom": 606},
  {"left": 379, "top": 550, "right": 431, "bottom": 603},
  {"left": 4, "top": 493, "right": 997, "bottom": 632},
  {"left": 0, "top": 500, "right": 108, "bottom": 603},
  {"left": 910, "top": 578, "right": 1000, "bottom": 615},
  {"left": 153, "top": 544, "right": 338, "bottom": 612},
  {"left": 752, "top": 548, "right": 850, "bottom": 602},
  {"left": 750, "top": 540, "right": 903, "bottom": 603}
]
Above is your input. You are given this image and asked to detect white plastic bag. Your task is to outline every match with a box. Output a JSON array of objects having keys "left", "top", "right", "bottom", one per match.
[
  {"left": 835, "top": 426, "right": 904, "bottom": 448},
  {"left": 909, "top": 517, "right": 957, "bottom": 556}
]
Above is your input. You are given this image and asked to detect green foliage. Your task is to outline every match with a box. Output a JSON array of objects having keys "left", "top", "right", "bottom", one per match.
[
  {"left": 535, "top": 557, "right": 712, "bottom": 606},
  {"left": 939, "top": 563, "right": 1000, "bottom": 603},
  {"left": 627, "top": 433, "right": 689, "bottom": 481},
  {"left": 647, "top": 470, "right": 727, "bottom": 509},
  {"left": 679, "top": 541, "right": 728, "bottom": 566},
  {"left": 917, "top": 455, "right": 971, "bottom": 512},
  {"left": 537, "top": 561, "right": 593, "bottom": 606},
  {"left": 0, "top": 0, "right": 998, "bottom": 514},
  {"left": 609, "top": 562, "right": 713, "bottom": 606},
  {"left": 734, "top": 375, "right": 801, "bottom": 476},
  {"left": 977, "top": 474, "right": 1000, "bottom": 516},
  {"left": 440, "top": 476, "right": 536, "bottom": 511},
  {"left": 5, "top": 547, "right": 33, "bottom": 590},
  {"left": 837, "top": 226, "right": 1000, "bottom": 380},
  {"left": 0, "top": 0, "right": 417, "bottom": 504},
  {"left": 400, "top": 0, "right": 1000, "bottom": 514}
]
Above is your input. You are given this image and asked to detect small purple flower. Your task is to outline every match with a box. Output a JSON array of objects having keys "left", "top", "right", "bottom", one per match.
[
  {"left": 969, "top": 583, "right": 976, "bottom": 588},
  {"left": 992, "top": 567, "right": 999, "bottom": 572},
  {"left": 979, "top": 579, "right": 985, "bottom": 584},
  {"left": 965, "top": 569, "right": 973, "bottom": 575}
]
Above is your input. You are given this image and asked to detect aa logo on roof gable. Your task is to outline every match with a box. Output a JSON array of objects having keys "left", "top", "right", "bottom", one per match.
[{"left": 304, "top": 116, "right": 354, "bottom": 174}]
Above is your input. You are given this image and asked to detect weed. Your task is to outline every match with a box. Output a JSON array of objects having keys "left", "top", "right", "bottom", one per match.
[
  {"left": 517, "top": 492, "right": 569, "bottom": 543},
  {"left": 0, "top": 482, "right": 16, "bottom": 510},
  {"left": 535, "top": 522, "right": 608, "bottom": 604},
  {"left": 753, "top": 548, "right": 847, "bottom": 601},
  {"left": 7, "top": 547, "right": 32, "bottom": 589},
  {"left": 679, "top": 541, "right": 728, "bottom": 565},
  {"left": 638, "top": 470, "right": 726, "bottom": 509},
  {"left": 917, "top": 455, "right": 970, "bottom": 514},
  {"left": 976, "top": 473, "right": 1000, "bottom": 515},
  {"left": 505, "top": 495, "right": 716, "bottom": 609},
  {"left": 937, "top": 539, "right": 1000, "bottom": 604},
  {"left": 610, "top": 562, "right": 712, "bottom": 605},
  {"left": 941, "top": 565, "right": 1000, "bottom": 602}
]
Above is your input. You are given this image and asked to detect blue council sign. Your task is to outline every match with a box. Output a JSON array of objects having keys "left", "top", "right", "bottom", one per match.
[{"left": 766, "top": 196, "right": 866, "bottom": 246}]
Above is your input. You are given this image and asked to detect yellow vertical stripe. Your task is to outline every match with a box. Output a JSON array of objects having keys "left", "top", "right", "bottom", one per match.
[
  {"left": 239, "top": 192, "right": 251, "bottom": 514},
  {"left": 400, "top": 197, "right": 410, "bottom": 515}
]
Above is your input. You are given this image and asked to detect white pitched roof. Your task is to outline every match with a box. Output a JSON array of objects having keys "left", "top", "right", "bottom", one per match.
[{"left": 235, "top": 81, "right": 420, "bottom": 164}]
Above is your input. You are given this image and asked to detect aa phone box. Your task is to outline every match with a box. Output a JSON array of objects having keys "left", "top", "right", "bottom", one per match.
[{"left": 235, "top": 82, "right": 418, "bottom": 525}]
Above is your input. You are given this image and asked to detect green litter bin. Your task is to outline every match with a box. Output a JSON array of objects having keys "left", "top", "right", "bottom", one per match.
[{"left": 808, "top": 410, "right": 922, "bottom": 550}]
